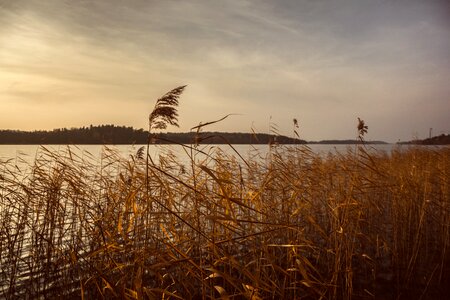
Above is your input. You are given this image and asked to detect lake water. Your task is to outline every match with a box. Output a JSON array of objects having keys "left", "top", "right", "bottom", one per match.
[
  {"left": 0, "top": 144, "right": 408, "bottom": 162},
  {"left": 1, "top": 143, "right": 442, "bottom": 166}
]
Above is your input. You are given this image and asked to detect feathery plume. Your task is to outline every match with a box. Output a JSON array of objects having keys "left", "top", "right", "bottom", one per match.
[{"left": 149, "top": 85, "right": 186, "bottom": 131}]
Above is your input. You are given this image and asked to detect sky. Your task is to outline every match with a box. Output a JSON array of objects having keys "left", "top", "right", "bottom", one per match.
[{"left": 0, "top": 0, "right": 449, "bottom": 142}]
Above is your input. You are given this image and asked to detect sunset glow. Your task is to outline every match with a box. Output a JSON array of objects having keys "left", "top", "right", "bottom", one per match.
[{"left": 1, "top": 0, "right": 449, "bottom": 142}]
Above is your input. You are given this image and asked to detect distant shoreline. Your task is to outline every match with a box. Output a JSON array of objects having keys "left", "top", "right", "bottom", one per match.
[
  {"left": 397, "top": 134, "right": 450, "bottom": 145},
  {"left": 2, "top": 125, "right": 448, "bottom": 145},
  {"left": 0, "top": 125, "right": 390, "bottom": 145}
]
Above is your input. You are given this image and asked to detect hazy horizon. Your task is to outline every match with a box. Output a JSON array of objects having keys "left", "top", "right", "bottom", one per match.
[{"left": 1, "top": 0, "right": 449, "bottom": 143}]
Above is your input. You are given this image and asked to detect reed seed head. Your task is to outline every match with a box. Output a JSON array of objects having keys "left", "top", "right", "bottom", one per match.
[{"left": 149, "top": 85, "right": 186, "bottom": 131}]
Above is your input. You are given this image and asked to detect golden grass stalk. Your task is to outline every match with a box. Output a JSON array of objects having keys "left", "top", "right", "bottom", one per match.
[{"left": 1, "top": 113, "right": 449, "bottom": 299}]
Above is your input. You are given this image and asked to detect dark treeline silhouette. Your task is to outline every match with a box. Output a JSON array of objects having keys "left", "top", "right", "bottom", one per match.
[
  {"left": 161, "top": 131, "right": 305, "bottom": 145},
  {"left": 400, "top": 134, "right": 450, "bottom": 145},
  {"left": 0, "top": 125, "right": 146, "bottom": 144},
  {"left": 0, "top": 125, "right": 306, "bottom": 145}
]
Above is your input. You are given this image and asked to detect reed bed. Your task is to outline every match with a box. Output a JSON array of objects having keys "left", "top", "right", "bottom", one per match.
[{"left": 0, "top": 143, "right": 449, "bottom": 299}]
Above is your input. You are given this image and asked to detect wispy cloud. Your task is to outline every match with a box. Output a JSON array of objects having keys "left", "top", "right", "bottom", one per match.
[{"left": 0, "top": 0, "right": 449, "bottom": 140}]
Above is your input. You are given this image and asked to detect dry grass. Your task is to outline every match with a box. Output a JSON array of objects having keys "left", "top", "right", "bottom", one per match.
[
  {"left": 1, "top": 143, "right": 449, "bottom": 299},
  {"left": 1, "top": 87, "right": 449, "bottom": 299}
]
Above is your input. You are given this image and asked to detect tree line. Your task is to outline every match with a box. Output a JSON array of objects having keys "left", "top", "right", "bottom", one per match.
[
  {"left": 0, "top": 125, "right": 305, "bottom": 145},
  {"left": 399, "top": 134, "right": 450, "bottom": 145}
]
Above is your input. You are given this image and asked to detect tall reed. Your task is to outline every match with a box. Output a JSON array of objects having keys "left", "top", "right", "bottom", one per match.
[{"left": 1, "top": 91, "right": 449, "bottom": 299}]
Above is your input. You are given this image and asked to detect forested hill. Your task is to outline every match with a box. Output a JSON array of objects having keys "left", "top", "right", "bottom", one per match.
[
  {"left": 400, "top": 134, "right": 450, "bottom": 145},
  {"left": 0, "top": 125, "right": 305, "bottom": 145}
]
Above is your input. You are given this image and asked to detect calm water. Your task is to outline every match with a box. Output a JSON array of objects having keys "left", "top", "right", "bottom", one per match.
[{"left": 0, "top": 143, "right": 435, "bottom": 165}]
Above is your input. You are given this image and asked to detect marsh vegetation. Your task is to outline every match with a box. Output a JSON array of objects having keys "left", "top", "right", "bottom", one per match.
[{"left": 1, "top": 87, "right": 449, "bottom": 299}]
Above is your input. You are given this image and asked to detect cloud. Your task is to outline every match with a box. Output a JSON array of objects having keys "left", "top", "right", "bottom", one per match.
[{"left": 0, "top": 0, "right": 449, "bottom": 140}]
